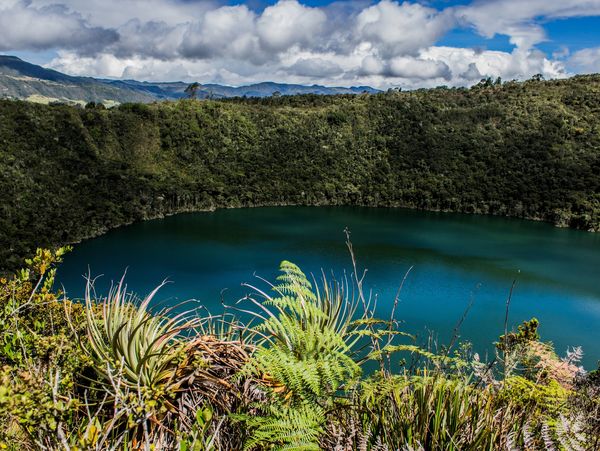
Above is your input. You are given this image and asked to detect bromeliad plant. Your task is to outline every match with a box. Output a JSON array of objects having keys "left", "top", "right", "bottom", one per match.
[
  {"left": 2, "top": 247, "right": 598, "bottom": 450},
  {"left": 80, "top": 278, "right": 253, "bottom": 448},
  {"left": 83, "top": 279, "right": 193, "bottom": 401}
]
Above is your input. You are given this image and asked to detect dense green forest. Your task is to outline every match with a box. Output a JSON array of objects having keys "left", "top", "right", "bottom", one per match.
[{"left": 1, "top": 75, "right": 600, "bottom": 270}]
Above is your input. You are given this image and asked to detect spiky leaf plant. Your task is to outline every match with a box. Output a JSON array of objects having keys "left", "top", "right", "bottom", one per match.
[
  {"left": 78, "top": 279, "right": 257, "bottom": 448},
  {"left": 357, "top": 372, "right": 503, "bottom": 450},
  {"left": 83, "top": 279, "right": 193, "bottom": 397}
]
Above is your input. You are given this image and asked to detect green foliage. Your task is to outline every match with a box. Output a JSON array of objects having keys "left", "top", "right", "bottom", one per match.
[
  {"left": 79, "top": 281, "right": 255, "bottom": 447},
  {"left": 0, "top": 250, "right": 253, "bottom": 449},
  {"left": 178, "top": 404, "right": 218, "bottom": 451},
  {"left": 81, "top": 279, "right": 201, "bottom": 434},
  {"left": 237, "top": 404, "right": 324, "bottom": 451},
  {"left": 248, "top": 261, "right": 361, "bottom": 404},
  {"left": 0, "top": 247, "right": 91, "bottom": 447},
  {"left": 497, "top": 317, "right": 540, "bottom": 353},
  {"left": 84, "top": 279, "right": 188, "bottom": 394},
  {"left": 0, "top": 254, "right": 598, "bottom": 449},
  {"left": 358, "top": 373, "right": 501, "bottom": 450},
  {"left": 2, "top": 75, "right": 600, "bottom": 271},
  {"left": 0, "top": 246, "right": 84, "bottom": 370},
  {"left": 498, "top": 376, "right": 569, "bottom": 414},
  {"left": 570, "top": 366, "right": 600, "bottom": 447},
  {"left": 239, "top": 262, "right": 363, "bottom": 449}
]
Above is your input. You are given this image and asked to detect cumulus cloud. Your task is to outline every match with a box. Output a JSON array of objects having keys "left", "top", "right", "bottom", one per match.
[
  {"left": 386, "top": 56, "right": 452, "bottom": 80},
  {"left": 287, "top": 58, "right": 342, "bottom": 77},
  {"left": 113, "top": 20, "right": 186, "bottom": 60},
  {"left": 360, "top": 55, "right": 386, "bottom": 76},
  {"left": 257, "top": 0, "right": 326, "bottom": 52},
  {"left": 180, "top": 5, "right": 263, "bottom": 61},
  {"left": 354, "top": 0, "right": 454, "bottom": 57},
  {"left": 2, "top": 0, "right": 597, "bottom": 88},
  {"left": 26, "top": 0, "right": 213, "bottom": 27},
  {"left": 48, "top": 51, "right": 136, "bottom": 78},
  {"left": 0, "top": 0, "right": 117, "bottom": 53},
  {"left": 422, "top": 46, "right": 566, "bottom": 84},
  {"left": 460, "top": 62, "right": 483, "bottom": 80},
  {"left": 568, "top": 47, "right": 600, "bottom": 73}
]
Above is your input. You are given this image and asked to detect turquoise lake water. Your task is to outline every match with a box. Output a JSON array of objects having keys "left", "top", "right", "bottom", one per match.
[{"left": 57, "top": 206, "right": 600, "bottom": 369}]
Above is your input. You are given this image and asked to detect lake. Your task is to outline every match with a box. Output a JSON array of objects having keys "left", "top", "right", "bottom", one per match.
[{"left": 57, "top": 206, "right": 600, "bottom": 369}]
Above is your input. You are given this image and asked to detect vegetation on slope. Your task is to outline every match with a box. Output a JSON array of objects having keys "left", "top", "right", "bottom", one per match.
[
  {"left": 0, "top": 56, "right": 157, "bottom": 105},
  {"left": 1, "top": 75, "right": 600, "bottom": 270},
  {"left": 0, "top": 247, "right": 598, "bottom": 450}
]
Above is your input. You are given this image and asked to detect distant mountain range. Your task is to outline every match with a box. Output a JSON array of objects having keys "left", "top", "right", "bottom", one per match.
[{"left": 0, "top": 55, "right": 380, "bottom": 105}]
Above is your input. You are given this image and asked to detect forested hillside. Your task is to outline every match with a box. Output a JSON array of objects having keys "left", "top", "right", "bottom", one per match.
[{"left": 1, "top": 75, "right": 599, "bottom": 269}]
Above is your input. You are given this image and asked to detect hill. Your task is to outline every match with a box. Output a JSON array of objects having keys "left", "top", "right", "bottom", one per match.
[
  {"left": 105, "top": 79, "right": 379, "bottom": 99},
  {"left": 0, "top": 74, "right": 599, "bottom": 269},
  {"left": 0, "top": 55, "right": 379, "bottom": 104},
  {"left": 0, "top": 55, "right": 156, "bottom": 105}
]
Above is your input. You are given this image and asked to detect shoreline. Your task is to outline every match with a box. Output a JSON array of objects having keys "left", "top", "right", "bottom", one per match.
[{"left": 61, "top": 199, "right": 597, "bottom": 251}]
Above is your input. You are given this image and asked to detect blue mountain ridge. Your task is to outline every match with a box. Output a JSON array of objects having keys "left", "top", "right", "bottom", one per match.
[{"left": 0, "top": 55, "right": 380, "bottom": 104}]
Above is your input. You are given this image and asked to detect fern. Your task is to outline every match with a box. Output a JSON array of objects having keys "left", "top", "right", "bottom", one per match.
[
  {"left": 246, "top": 262, "right": 362, "bottom": 403},
  {"left": 274, "top": 261, "right": 317, "bottom": 303},
  {"left": 239, "top": 262, "right": 366, "bottom": 449},
  {"left": 541, "top": 422, "right": 558, "bottom": 451},
  {"left": 237, "top": 404, "right": 324, "bottom": 451}
]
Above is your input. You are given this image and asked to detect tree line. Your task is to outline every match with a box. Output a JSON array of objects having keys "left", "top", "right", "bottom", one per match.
[{"left": 1, "top": 74, "right": 599, "bottom": 270}]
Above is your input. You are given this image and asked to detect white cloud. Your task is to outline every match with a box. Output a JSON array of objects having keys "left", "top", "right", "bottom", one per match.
[
  {"left": 3, "top": 0, "right": 598, "bottom": 88},
  {"left": 360, "top": 55, "right": 385, "bottom": 76},
  {"left": 49, "top": 51, "right": 133, "bottom": 78},
  {"left": 460, "top": 62, "right": 482, "bottom": 80},
  {"left": 387, "top": 56, "right": 451, "bottom": 80},
  {"left": 354, "top": 0, "right": 454, "bottom": 57},
  {"left": 114, "top": 20, "right": 187, "bottom": 60},
  {"left": 28, "top": 0, "right": 214, "bottom": 27},
  {"left": 48, "top": 43, "right": 567, "bottom": 91},
  {"left": 0, "top": 1, "right": 117, "bottom": 53},
  {"left": 422, "top": 46, "right": 566, "bottom": 84},
  {"left": 180, "top": 5, "right": 263, "bottom": 61},
  {"left": 568, "top": 47, "right": 600, "bottom": 73},
  {"left": 287, "top": 57, "right": 342, "bottom": 77},
  {"left": 257, "top": 0, "right": 326, "bottom": 52},
  {"left": 456, "top": 0, "right": 600, "bottom": 50}
]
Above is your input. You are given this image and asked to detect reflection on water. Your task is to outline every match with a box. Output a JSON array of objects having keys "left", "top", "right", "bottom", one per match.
[{"left": 57, "top": 206, "right": 600, "bottom": 369}]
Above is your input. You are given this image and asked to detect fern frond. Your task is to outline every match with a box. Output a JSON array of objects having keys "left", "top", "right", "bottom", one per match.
[
  {"left": 240, "top": 403, "right": 324, "bottom": 451},
  {"left": 541, "top": 422, "right": 557, "bottom": 451}
]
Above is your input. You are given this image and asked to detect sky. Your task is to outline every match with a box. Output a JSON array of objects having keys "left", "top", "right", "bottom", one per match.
[{"left": 1, "top": 0, "right": 600, "bottom": 88}]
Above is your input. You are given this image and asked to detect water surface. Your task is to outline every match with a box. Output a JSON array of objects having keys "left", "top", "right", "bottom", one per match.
[{"left": 57, "top": 207, "right": 600, "bottom": 369}]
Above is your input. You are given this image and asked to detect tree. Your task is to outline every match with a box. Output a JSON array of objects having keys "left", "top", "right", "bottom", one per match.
[{"left": 184, "top": 82, "right": 200, "bottom": 99}]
